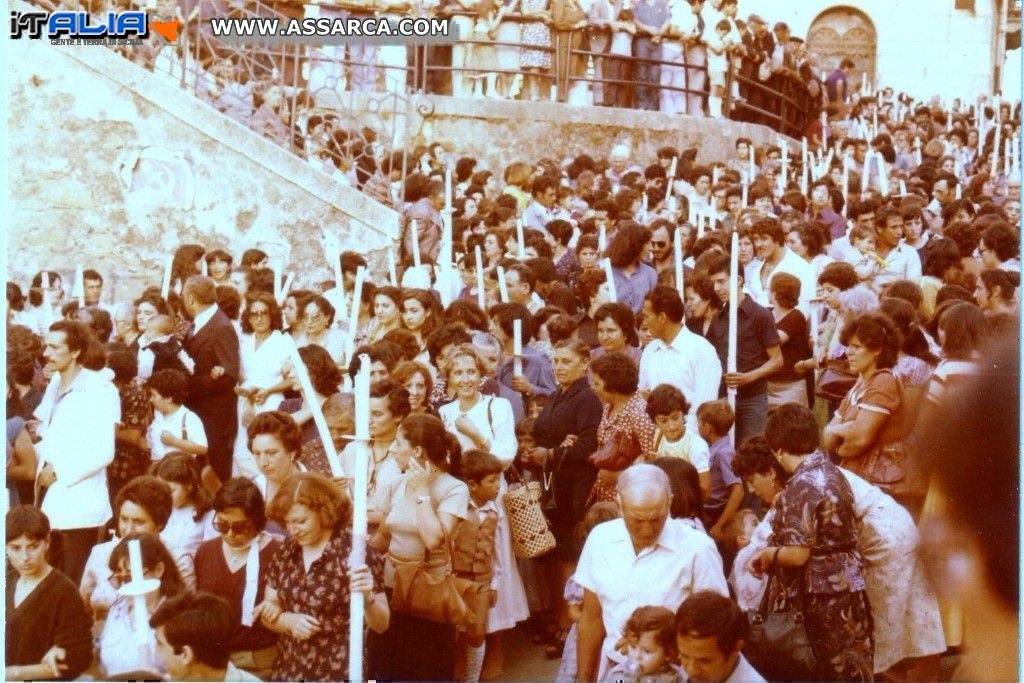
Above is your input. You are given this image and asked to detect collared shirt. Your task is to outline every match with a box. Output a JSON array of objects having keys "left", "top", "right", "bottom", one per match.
[
  {"left": 706, "top": 295, "right": 781, "bottom": 399},
  {"left": 875, "top": 241, "right": 923, "bottom": 287},
  {"left": 575, "top": 517, "right": 728, "bottom": 665},
  {"left": 497, "top": 344, "right": 557, "bottom": 396},
  {"left": 191, "top": 304, "right": 218, "bottom": 336},
  {"left": 523, "top": 200, "right": 553, "bottom": 233},
  {"left": 34, "top": 368, "right": 120, "bottom": 529},
  {"left": 147, "top": 404, "right": 208, "bottom": 460},
  {"left": 611, "top": 262, "right": 659, "bottom": 315},
  {"left": 747, "top": 247, "right": 817, "bottom": 315},
  {"left": 639, "top": 326, "right": 721, "bottom": 433}
]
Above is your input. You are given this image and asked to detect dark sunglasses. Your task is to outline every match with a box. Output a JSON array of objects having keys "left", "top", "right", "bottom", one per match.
[
  {"left": 214, "top": 518, "right": 253, "bottom": 535},
  {"left": 650, "top": 241, "right": 668, "bottom": 248}
]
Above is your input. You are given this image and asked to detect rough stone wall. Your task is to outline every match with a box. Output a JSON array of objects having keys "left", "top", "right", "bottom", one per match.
[{"left": 8, "top": 36, "right": 400, "bottom": 303}]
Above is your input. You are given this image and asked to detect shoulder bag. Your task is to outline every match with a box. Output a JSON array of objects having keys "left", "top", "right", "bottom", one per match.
[
  {"left": 503, "top": 466, "right": 556, "bottom": 559},
  {"left": 390, "top": 539, "right": 477, "bottom": 627},
  {"left": 588, "top": 429, "right": 642, "bottom": 471},
  {"left": 744, "top": 567, "right": 818, "bottom": 681},
  {"left": 815, "top": 355, "right": 857, "bottom": 403}
]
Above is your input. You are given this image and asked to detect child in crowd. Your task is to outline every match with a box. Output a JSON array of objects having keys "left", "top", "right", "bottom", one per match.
[
  {"left": 721, "top": 508, "right": 758, "bottom": 555},
  {"left": 604, "top": 605, "right": 684, "bottom": 683},
  {"left": 645, "top": 384, "right": 711, "bottom": 498},
  {"left": 847, "top": 225, "right": 885, "bottom": 285},
  {"left": 706, "top": 20, "right": 733, "bottom": 118},
  {"left": 145, "top": 369, "right": 208, "bottom": 462},
  {"left": 151, "top": 453, "right": 215, "bottom": 558},
  {"left": 453, "top": 449, "right": 505, "bottom": 682},
  {"left": 556, "top": 501, "right": 621, "bottom": 683},
  {"left": 137, "top": 314, "right": 193, "bottom": 381},
  {"left": 695, "top": 400, "right": 743, "bottom": 543},
  {"left": 470, "top": 0, "right": 502, "bottom": 99}
]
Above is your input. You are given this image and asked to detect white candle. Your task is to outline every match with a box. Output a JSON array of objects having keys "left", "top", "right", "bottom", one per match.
[
  {"left": 1013, "top": 134, "right": 1021, "bottom": 175},
  {"left": 727, "top": 232, "right": 739, "bottom": 438},
  {"left": 877, "top": 158, "right": 888, "bottom": 196},
  {"left": 516, "top": 218, "right": 526, "bottom": 259},
  {"left": 993, "top": 105, "right": 1002, "bottom": 173},
  {"left": 688, "top": 200, "right": 697, "bottom": 226},
  {"left": 41, "top": 271, "right": 53, "bottom": 330},
  {"left": 914, "top": 137, "right": 923, "bottom": 166},
  {"left": 899, "top": 179, "right": 907, "bottom": 196},
  {"left": 668, "top": 156, "right": 678, "bottom": 180},
  {"left": 387, "top": 247, "right": 398, "bottom": 287},
  {"left": 569, "top": 226, "right": 581, "bottom": 249},
  {"left": 474, "top": 245, "right": 486, "bottom": 310},
  {"left": 74, "top": 264, "right": 85, "bottom": 308},
  {"left": 712, "top": 166, "right": 722, "bottom": 186},
  {"left": 332, "top": 249, "right": 345, "bottom": 310},
  {"left": 697, "top": 211, "right": 706, "bottom": 240},
  {"left": 200, "top": 258, "right": 208, "bottom": 277},
  {"left": 598, "top": 223, "right": 607, "bottom": 253},
  {"left": 741, "top": 182, "right": 748, "bottom": 208},
  {"left": 160, "top": 255, "right": 172, "bottom": 299},
  {"left": 955, "top": 182, "right": 962, "bottom": 200},
  {"left": 512, "top": 319, "right": 523, "bottom": 377},
  {"left": 271, "top": 260, "right": 282, "bottom": 303},
  {"left": 288, "top": 343, "right": 343, "bottom": 477},
  {"left": 410, "top": 219, "right": 421, "bottom": 267},
  {"left": 444, "top": 161, "right": 453, "bottom": 212},
  {"left": 349, "top": 354, "right": 371, "bottom": 683},
  {"left": 821, "top": 111, "right": 828, "bottom": 150},
  {"left": 1004, "top": 138, "right": 1011, "bottom": 176},
  {"left": 861, "top": 148, "right": 872, "bottom": 193},
  {"left": 602, "top": 258, "right": 617, "bottom": 303},
  {"left": 667, "top": 195, "right": 678, "bottom": 216},
  {"left": 127, "top": 539, "right": 151, "bottom": 647},
  {"left": 801, "top": 136, "right": 808, "bottom": 168},
  {"left": 748, "top": 144, "right": 755, "bottom": 182},
  {"left": 496, "top": 265, "right": 509, "bottom": 303},
  {"left": 641, "top": 192, "right": 648, "bottom": 222},
  {"left": 674, "top": 228, "right": 684, "bottom": 296},
  {"left": 277, "top": 272, "right": 295, "bottom": 306},
  {"left": 780, "top": 140, "right": 788, "bottom": 186},
  {"left": 841, "top": 161, "right": 849, "bottom": 216},
  {"left": 550, "top": 84, "right": 558, "bottom": 102},
  {"left": 861, "top": 72, "right": 867, "bottom": 94},
  {"left": 347, "top": 266, "right": 366, "bottom": 355}
]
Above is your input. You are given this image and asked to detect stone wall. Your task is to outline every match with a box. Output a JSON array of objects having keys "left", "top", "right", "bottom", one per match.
[{"left": 7, "top": 33, "right": 401, "bottom": 303}]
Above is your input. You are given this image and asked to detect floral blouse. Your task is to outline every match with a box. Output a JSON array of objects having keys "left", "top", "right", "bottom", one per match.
[
  {"left": 266, "top": 529, "right": 385, "bottom": 681},
  {"left": 109, "top": 382, "right": 152, "bottom": 485},
  {"left": 596, "top": 393, "right": 658, "bottom": 469},
  {"left": 769, "top": 451, "right": 866, "bottom": 598}
]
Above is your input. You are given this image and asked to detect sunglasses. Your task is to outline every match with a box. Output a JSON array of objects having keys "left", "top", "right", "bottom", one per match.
[
  {"left": 650, "top": 241, "right": 668, "bottom": 248},
  {"left": 213, "top": 518, "right": 253, "bottom": 535},
  {"left": 249, "top": 309, "right": 270, "bottom": 318}
]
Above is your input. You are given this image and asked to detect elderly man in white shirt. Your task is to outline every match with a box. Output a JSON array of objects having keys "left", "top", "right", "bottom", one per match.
[
  {"left": 747, "top": 217, "right": 817, "bottom": 314},
  {"left": 33, "top": 320, "right": 120, "bottom": 585},
  {"left": 638, "top": 286, "right": 722, "bottom": 432},
  {"left": 576, "top": 465, "right": 728, "bottom": 681}
]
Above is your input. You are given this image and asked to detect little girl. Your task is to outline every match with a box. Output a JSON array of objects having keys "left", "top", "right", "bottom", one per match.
[
  {"left": 604, "top": 606, "right": 685, "bottom": 683},
  {"left": 152, "top": 453, "right": 215, "bottom": 561},
  {"left": 470, "top": 0, "right": 503, "bottom": 98}
]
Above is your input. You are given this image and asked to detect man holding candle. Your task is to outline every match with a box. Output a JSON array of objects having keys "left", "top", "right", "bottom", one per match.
[
  {"left": 404, "top": 179, "right": 446, "bottom": 263},
  {"left": 704, "top": 254, "right": 782, "bottom": 445},
  {"left": 489, "top": 303, "right": 558, "bottom": 399},
  {"left": 746, "top": 217, "right": 816, "bottom": 315}
]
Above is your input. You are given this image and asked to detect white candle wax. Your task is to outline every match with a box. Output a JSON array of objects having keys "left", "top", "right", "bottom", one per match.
[
  {"left": 512, "top": 319, "right": 523, "bottom": 377},
  {"left": 602, "top": 258, "right": 617, "bottom": 303},
  {"left": 496, "top": 266, "right": 509, "bottom": 303},
  {"left": 410, "top": 219, "right": 421, "bottom": 267},
  {"left": 160, "top": 255, "right": 173, "bottom": 299},
  {"left": 598, "top": 223, "right": 607, "bottom": 253},
  {"left": 348, "top": 355, "right": 371, "bottom": 683},
  {"left": 516, "top": 218, "right": 526, "bottom": 259},
  {"left": 668, "top": 156, "right": 677, "bottom": 180},
  {"left": 200, "top": 258, "right": 208, "bottom": 277},
  {"left": 674, "top": 228, "right": 684, "bottom": 296},
  {"left": 444, "top": 162, "right": 453, "bottom": 212},
  {"left": 475, "top": 246, "right": 486, "bottom": 310}
]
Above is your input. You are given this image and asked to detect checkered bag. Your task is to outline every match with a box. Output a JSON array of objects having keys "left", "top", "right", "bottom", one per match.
[{"left": 504, "top": 471, "right": 556, "bottom": 559}]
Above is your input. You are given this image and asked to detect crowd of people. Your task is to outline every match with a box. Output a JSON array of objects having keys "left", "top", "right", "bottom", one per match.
[{"left": 5, "top": 69, "right": 1022, "bottom": 682}]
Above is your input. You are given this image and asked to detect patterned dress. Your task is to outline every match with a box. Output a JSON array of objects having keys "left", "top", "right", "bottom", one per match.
[
  {"left": 266, "top": 529, "right": 386, "bottom": 681},
  {"left": 107, "top": 382, "right": 152, "bottom": 501},
  {"left": 766, "top": 450, "right": 874, "bottom": 681},
  {"left": 589, "top": 393, "right": 658, "bottom": 502},
  {"left": 520, "top": 0, "right": 552, "bottom": 69}
]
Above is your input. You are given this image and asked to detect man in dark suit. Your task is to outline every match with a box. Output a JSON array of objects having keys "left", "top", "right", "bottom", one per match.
[{"left": 181, "top": 275, "right": 240, "bottom": 482}]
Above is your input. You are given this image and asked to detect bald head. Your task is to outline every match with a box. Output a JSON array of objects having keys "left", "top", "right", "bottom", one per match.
[
  {"left": 617, "top": 464, "right": 671, "bottom": 502},
  {"left": 618, "top": 465, "right": 671, "bottom": 550}
]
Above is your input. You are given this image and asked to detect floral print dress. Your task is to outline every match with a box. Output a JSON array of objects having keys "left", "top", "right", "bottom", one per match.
[
  {"left": 107, "top": 382, "right": 152, "bottom": 500},
  {"left": 766, "top": 450, "right": 874, "bottom": 681},
  {"left": 266, "top": 529, "right": 385, "bottom": 681},
  {"left": 589, "top": 393, "right": 658, "bottom": 502}
]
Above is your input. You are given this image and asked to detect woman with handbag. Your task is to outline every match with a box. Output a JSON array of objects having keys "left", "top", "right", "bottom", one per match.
[
  {"left": 750, "top": 404, "right": 874, "bottom": 681},
  {"left": 529, "top": 339, "right": 602, "bottom": 655},
  {"left": 586, "top": 352, "right": 657, "bottom": 504},
  {"left": 437, "top": 345, "right": 529, "bottom": 677},
  {"left": 256, "top": 472, "right": 389, "bottom": 681},
  {"left": 368, "top": 413, "right": 470, "bottom": 681},
  {"left": 824, "top": 313, "right": 917, "bottom": 510}
]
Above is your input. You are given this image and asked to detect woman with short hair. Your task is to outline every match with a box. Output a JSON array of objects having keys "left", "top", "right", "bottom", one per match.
[
  {"left": 591, "top": 302, "right": 641, "bottom": 364},
  {"left": 295, "top": 294, "right": 345, "bottom": 365},
  {"left": 246, "top": 411, "right": 306, "bottom": 515},
  {"left": 766, "top": 272, "right": 810, "bottom": 407}
]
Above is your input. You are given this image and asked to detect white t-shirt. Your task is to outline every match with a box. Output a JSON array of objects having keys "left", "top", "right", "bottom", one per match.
[
  {"left": 655, "top": 429, "right": 711, "bottom": 472},
  {"left": 147, "top": 405, "right": 207, "bottom": 460}
]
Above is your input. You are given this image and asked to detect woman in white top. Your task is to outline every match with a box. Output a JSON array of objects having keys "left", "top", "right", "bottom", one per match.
[
  {"left": 438, "top": 345, "right": 529, "bottom": 642},
  {"left": 98, "top": 533, "right": 186, "bottom": 678},
  {"left": 153, "top": 453, "right": 217, "bottom": 559},
  {"left": 295, "top": 293, "right": 346, "bottom": 365},
  {"left": 233, "top": 292, "right": 296, "bottom": 479}
]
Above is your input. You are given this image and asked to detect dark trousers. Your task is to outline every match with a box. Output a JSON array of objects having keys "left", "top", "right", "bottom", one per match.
[
  {"left": 734, "top": 392, "right": 768, "bottom": 448},
  {"left": 633, "top": 36, "right": 661, "bottom": 110},
  {"left": 50, "top": 526, "right": 103, "bottom": 585},
  {"left": 207, "top": 433, "right": 235, "bottom": 483}
]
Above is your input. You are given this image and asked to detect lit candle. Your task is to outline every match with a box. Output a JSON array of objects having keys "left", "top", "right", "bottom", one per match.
[
  {"left": 287, "top": 343, "right": 343, "bottom": 477},
  {"left": 674, "top": 228, "right": 684, "bottom": 297},
  {"left": 496, "top": 265, "right": 509, "bottom": 303},
  {"left": 602, "top": 258, "right": 617, "bottom": 303},
  {"left": 347, "top": 266, "right": 366, "bottom": 357},
  {"left": 160, "top": 255, "right": 172, "bottom": 300},
  {"left": 444, "top": 160, "right": 453, "bottom": 212},
  {"left": 410, "top": 219, "right": 421, "bottom": 267},
  {"left": 349, "top": 353, "right": 371, "bottom": 683},
  {"left": 516, "top": 218, "right": 526, "bottom": 259},
  {"left": 387, "top": 247, "right": 398, "bottom": 287},
  {"left": 727, "top": 232, "right": 739, "bottom": 442},
  {"left": 474, "top": 245, "right": 486, "bottom": 310},
  {"left": 512, "top": 319, "right": 523, "bottom": 377},
  {"left": 74, "top": 264, "right": 85, "bottom": 308}
]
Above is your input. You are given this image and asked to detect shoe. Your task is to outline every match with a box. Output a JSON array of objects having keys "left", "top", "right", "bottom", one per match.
[{"left": 545, "top": 628, "right": 569, "bottom": 659}]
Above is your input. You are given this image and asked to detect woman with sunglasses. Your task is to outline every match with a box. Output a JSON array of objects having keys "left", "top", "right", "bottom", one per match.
[
  {"left": 195, "top": 478, "right": 282, "bottom": 680},
  {"left": 232, "top": 292, "right": 296, "bottom": 480}
]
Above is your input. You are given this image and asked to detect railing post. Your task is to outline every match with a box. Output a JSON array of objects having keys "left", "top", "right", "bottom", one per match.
[{"left": 723, "top": 60, "right": 733, "bottom": 120}]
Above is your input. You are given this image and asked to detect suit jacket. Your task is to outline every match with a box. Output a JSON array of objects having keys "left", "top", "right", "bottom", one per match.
[{"left": 183, "top": 308, "right": 240, "bottom": 444}]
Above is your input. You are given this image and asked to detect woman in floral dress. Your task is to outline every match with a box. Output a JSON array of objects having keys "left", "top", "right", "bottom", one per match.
[{"left": 519, "top": 0, "right": 553, "bottom": 100}]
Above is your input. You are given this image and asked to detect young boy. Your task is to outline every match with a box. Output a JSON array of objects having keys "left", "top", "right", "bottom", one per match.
[
  {"left": 452, "top": 449, "right": 503, "bottom": 682},
  {"left": 645, "top": 385, "right": 711, "bottom": 499},
  {"left": 145, "top": 369, "right": 208, "bottom": 462},
  {"left": 695, "top": 400, "right": 744, "bottom": 543},
  {"left": 846, "top": 225, "right": 884, "bottom": 285}
]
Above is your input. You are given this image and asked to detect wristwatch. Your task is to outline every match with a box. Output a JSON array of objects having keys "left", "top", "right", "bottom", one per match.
[{"left": 416, "top": 495, "right": 430, "bottom": 505}]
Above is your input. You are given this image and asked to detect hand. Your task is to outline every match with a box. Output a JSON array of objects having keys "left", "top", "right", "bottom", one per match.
[
  {"left": 25, "top": 420, "right": 41, "bottom": 440},
  {"left": 724, "top": 371, "right": 753, "bottom": 389},
  {"left": 350, "top": 564, "right": 375, "bottom": 599},
  {"left": 37, "top": 463, "right": 56, "bottom": 488},
  {"left": 454, "top": 416, "right": 482, "bottom": 444},
  {"left": 751, "top": 547, "right": 776, "bottom": 576},
  {"left": 234, "top": 385, "right": 256, "bottom": 399},
  {"left": 40, "top": 646, "right": 67, "bottom": 678},
  {"left": 210, "top": 366, "right": 225, "bottom": 379},
  {"left": 252, "top": 388, "right": 271, "bottom": 405},
  {"left": 559, "top": 434, "right": 578, "bottom": 449},
  {"left": 709, "top": 523, "right": 725, "bottom": 542},
  {"left": 406, "top": 455, "right": 431, "bottom": 492},
  {"left": 254, "top": 599, "right": 282, "bottom": 624},
  {"left": 160, "top": 430, "right": 177, "bottom": 446},
  {"left": 510, "top": 375, "right": 534, "bottom": 395},
  {"left": 489, "top": 589, "right": 498, "bottom": 608},
  {"left": 526, "top": 447, "right": 549, "bottom": 466},
  {"left": 283, "top": 612, "right": 322, "bottom": 641}
]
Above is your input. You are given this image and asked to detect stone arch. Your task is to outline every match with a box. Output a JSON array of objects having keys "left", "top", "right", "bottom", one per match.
[{"left": 806, "top": 6, "right": 878, "bottom": 88}]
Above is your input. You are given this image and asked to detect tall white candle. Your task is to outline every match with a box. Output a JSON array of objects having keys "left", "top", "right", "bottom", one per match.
[
  {"left": 277, "top": 272, "right": 295, "bottom": 306},
  {"left": 410, "top": 219, "right": 421, "bottom": 267},
  {"left": 641, "top": 193, "right": 648, "bottom": 223},
  {"left": 348, "top": 348, "right": 368, "bottom": 683},
  {"left": 512, "top": 319, "right": 523, "bottom": 377},
  {"left": 668, "top": 156, "right": 678, "bottom": 180},
  {"left": 516, "top": 218, "right": 526, "bottom": 259},
  {"left": 496, "top": 266, "right": 509, "bottom": 303},
  {"left": 288, "top": 343, "right": 343, "bottom": 477},
  {"left": 955, "top": 182, "right": 962, "bottom": 200},
  {"left": 741, "top": 182, "right": 748, "bottom": 208},
  {"left": 780, "top": 140, "right": 788, "bottom": 187},
  {"left": 861, "top": 148, "right": 872, "bottom": 193},
  {"left": 200, "top": 258, "right": 208, "bottom": 277},
  {"left": 688, "top": 200, "right": 697, "bottom": 226},
  {"left": 74, "top": 264, "right": 85, "bottom": 308},
  {"left": 347, "top": 266, "right": 366, "bottom": 357},
  {"left": 841, "top": 161, "right": 849, "bottom": 216},
  {"left": 271, "top": 260, "right": 282, "bottom": 303},
  {"left": 821, "top": 111, "right": 828, "bottom": 150},
  {"left": 748, "top": 144, "right": 756, "bottom": 182},
  {"left": 899, "top": 179, "right": 907, "bottom": 196},
  {"left": 877, "top": 158, "right": 888, "bottom": 196},
  {"left": 602, "top": 258, "right": 617, "bottom": 303},
  {"left": 160, "top": 255, "right": 172, "bottom": 299},
  {"left": 993, "top": 106, "right": 1002, "bottom": 173},
  {"left": 550, "top": 84, "right": 558, "bottom": 102},
  {"left": 727, "top": 232, "right": 739, "bottom": 436},
  {"left": 387, "top": 247, "right": 398, "bottom": 287},
  {"left": 332, "top": 249, "right": 345, "bottom": 310},
  {"left": 474, "top": 246, "right": 486, "bottom": 310},
  {"left": 674, "top": 228, "right": 684, "bottom": 297},
  {"left": 127, "top": 539, "right": 151, "bottom": 647},
  {"left": 598, "top": 223, "right": 607, "bottom": 253},
  {"left": 444, "top": 160, "right": 453, "bottom": 212}
]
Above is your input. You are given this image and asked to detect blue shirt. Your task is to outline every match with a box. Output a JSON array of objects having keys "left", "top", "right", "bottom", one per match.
[
  {"left": 705, "top": 436, "right": 740, "bottom": 518},
  {"left": 497, "top": 344, "right": 557, "bottom": 397},
  {"left": 612, "top": 263, "right": 659, "bottom": 315}
]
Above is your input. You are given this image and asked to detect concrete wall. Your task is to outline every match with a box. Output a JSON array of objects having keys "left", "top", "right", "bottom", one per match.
[
  {"left": 742, "top": 0, "right": 998, "bottom": 100},
  {"left": 7, "top": 32, "right": 401, "bottom": 303}
]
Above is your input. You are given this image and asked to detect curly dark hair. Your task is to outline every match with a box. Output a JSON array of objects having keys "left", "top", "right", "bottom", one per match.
[
  {"left": 839, "top": 312, "right": 902, "bottom": 370},
  {"left": 240, "top": 291, "right": 284, "bottom": 334}
]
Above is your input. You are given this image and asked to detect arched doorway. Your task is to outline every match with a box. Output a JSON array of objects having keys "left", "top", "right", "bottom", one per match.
[{"left": 807, "top": 6, "right": 877, "bottom": 89}]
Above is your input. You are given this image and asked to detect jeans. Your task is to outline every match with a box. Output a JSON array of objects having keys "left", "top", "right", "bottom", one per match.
[
  {"left": 734, "top": 391, "right": 768, "bottom": 447},
  {"left": 633, "top": 36, "right": 661, "bottom": 110}
]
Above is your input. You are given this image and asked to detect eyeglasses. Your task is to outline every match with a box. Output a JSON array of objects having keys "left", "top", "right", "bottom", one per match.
[
  {"left": 249, "top": 309, "right": 270, "bottom": 318},
  {"left": 213, "top": 518, "right": 253, "bottom": 535},
  {"left": 650, "top": 241, "right": 668, "bottom": 248}
]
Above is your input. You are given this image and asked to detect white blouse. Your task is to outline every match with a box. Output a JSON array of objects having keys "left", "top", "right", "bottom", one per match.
[
  {"left": 239, "top": 331, "right": 295, "bottom": 410},
  {"left": 438, "top": 394, "right": 517, "bottom": 467}
]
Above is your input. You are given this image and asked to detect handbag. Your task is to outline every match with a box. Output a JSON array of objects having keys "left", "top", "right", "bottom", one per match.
[
  {"left": 815, "top": 356, "right": 857, "bottom": 402},
  {"left": 588, "top": 429, "right": 642, "bottom": 471},
  {"left": 744, "top": 570, "right": 818, "bottom": 681},
  {"left": 390, "top": 545, "right": 477, "bottom": 626},
  {"left": 504, "top": 468, "right": 557, "bottom": 559}
]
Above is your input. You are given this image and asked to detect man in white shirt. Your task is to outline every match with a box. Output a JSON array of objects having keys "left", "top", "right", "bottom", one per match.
[
  {"left": 505, "top": 263, "right": 546, "bottom": 313},
  {"left": 576, "top": 465, "right": 728, "bottom": 681},
  {"left": 639, "top": 286, "right": 722, "bottom": 433},
  {"left": 675, "top": 591, "right": 766, "bottom": 683},
  {"left": 747, "top": 217, "right": 816, "bottom": 314},
  {"left": 873, "top": 206, "right": 922, "bottom": 287},
  {"left": 523, "top": 175, "right": 558, "bottom": 233},
  {"left": 34, "top": 320, "right": 120, "bottom": 584}
]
